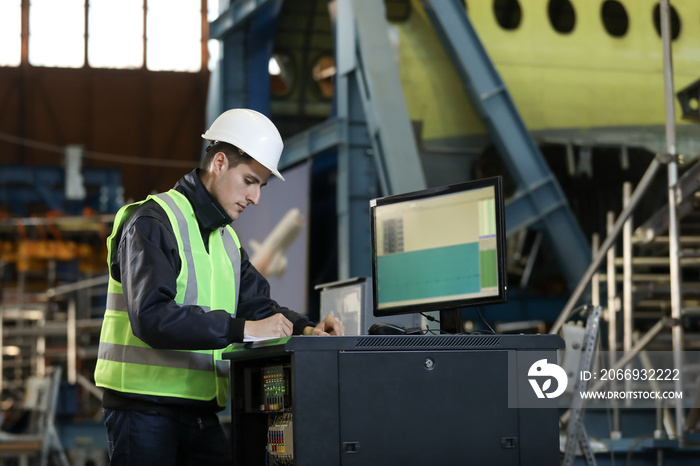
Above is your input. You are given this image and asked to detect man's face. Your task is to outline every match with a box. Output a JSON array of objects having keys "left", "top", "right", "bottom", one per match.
[{"left": 208, "top": 155, "right": 272, "bottom": 221}]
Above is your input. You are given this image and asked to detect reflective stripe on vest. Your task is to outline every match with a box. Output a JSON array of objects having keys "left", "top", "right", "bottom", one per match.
[
  {"left": 94, "top": 190, "right": 241, "bottom": 406},
  {"left": 97, "top": 342, "right": 229, "bottom": 378},
  {"left": 156, "top": 192, "right": 199, "bottom": 306}
]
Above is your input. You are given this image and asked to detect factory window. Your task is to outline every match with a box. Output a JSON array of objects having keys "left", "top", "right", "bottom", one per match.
[
  {"left": 147, "top": 0, "right": 202, "bottom": 72},
  {"left": 548, "top": 0, "right": 575, "bottom": 34},
  {"left": 7, "top": 0, "right": 205, "bottom": 71},
  {"left": 652, "top": 3, "right": 681, "bottom": 41},
  {"left": 494, "top": 0, "right": 522, "bottom": 30},
  {"left": 601, "top": 1, "right": 629, "bottom": 37},
  {"left": 207, "top": 1, "right": 221, "bottom": 71},
  {"left": 88, "top": 0, "right": 144, "bottom": 69},
  {"left": 29, "top": 0, "right": 85, "bottom": 68},
  {"left": 0, "top": 0, "right": 21, "bottom": 66}
]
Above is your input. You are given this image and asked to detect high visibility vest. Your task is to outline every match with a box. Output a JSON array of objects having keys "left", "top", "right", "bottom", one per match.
[{"left": 94, "top": 190, "right": 241, "bottom": 408}]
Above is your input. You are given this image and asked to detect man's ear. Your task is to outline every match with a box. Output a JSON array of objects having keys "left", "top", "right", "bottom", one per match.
[{"left": 211, "top": 151, "right": 228, "bottom": 174}]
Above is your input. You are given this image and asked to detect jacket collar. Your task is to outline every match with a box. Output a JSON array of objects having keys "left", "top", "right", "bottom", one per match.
[{"left": 174, "top": 169, "right": 233, "bottom": 231}]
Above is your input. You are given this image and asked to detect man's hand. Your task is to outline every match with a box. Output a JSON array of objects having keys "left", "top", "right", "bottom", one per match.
[
  {"left": 303, "top": 315, "right": 345, "bottom": 336},
  {"left": 244, "top": 314, "right": 293, "bottom": 338}
]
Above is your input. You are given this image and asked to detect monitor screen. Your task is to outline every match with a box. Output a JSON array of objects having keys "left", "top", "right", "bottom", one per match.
[{"left": 370, "top": 176, "right": 507, "bottom": 318}]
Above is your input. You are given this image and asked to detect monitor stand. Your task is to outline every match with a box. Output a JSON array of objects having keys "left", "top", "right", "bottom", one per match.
[{"left": 439, "top": 308, "right": 464, "bottom": 334}]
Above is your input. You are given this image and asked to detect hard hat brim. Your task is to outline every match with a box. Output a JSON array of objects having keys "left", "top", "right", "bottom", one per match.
[{"left": 202, "top": 134, "right": 285, "bottom": 181}]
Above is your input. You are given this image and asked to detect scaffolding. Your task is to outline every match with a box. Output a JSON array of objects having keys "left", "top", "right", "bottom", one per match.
[{"left": 0, "top": 214, "right": 111, "bottom": 420}]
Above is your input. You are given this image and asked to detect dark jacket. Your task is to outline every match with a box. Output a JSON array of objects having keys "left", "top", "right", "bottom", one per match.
[{"left": 102, "top": 169, "right": 312, "bottom": 415}]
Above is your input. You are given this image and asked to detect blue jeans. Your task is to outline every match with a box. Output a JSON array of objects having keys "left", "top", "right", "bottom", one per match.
[{"left": 103, "top": 409, "right": 233, "bottom": 466}]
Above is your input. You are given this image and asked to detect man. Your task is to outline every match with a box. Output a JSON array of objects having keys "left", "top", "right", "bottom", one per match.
[{"left": 94, "top": 108, "right": 344, "bottom": 465}]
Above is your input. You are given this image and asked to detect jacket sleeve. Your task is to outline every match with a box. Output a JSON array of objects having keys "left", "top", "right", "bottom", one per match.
[
  {"left": 235, "top": 247, "right": 314, "bottom": 336},
  {"left": 114, "top": 202, "right": 241, "bottom": 350}
]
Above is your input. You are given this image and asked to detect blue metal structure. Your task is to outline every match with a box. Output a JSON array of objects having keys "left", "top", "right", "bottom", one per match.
[
  {"left": 339, "top": 0, "right": 426, "bottom": 197},
  {"left": 333, "top": 0, "right": 426, "bottom": 279},
  {"left": 208, "top": 0, "right": 425, "bottom": 280},
  {"left": 0, "top": 165, "right": 122, "bottom": 215},
  {"left": 208, "top": 0, "right": 283, "bottom": 120},
  {"left": 422, "top": 0, "right": 590, "bottom": 291}
]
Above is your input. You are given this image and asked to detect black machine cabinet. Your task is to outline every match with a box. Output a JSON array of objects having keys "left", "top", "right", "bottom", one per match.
[{"left": 224, "top": 334, "right": 564, "bottom": 466}]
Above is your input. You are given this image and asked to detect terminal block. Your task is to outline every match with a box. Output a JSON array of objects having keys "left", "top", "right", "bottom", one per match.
[{"left": 267, "top": 413, "right": 294, "bottom": 465}]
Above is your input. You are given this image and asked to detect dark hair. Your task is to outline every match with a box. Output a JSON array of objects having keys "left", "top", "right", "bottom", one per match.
[{"left": 201, "top": 141, "right": 254, "bottom": 171}]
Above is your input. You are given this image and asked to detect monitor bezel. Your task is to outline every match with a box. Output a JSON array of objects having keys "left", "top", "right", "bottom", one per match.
[{"left": 370, "top": 176, "right": 508, "bottom": 318}]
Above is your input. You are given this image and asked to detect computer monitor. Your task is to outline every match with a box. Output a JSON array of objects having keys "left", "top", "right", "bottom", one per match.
[{"left": 369, "top": 176, "right": 507, "bottom": 330}]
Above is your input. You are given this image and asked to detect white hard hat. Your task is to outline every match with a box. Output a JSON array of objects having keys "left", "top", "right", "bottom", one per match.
[{"left": 202, "top": 108, "right": 285, "bottom": 181}]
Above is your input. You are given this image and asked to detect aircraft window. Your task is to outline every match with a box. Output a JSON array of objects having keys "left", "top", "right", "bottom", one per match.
[
  {"left": 312, "top": 54, "right": 335, "bottom": 100},
  {"left": 270, "top": 51, "right": 295, "bottom": 98},
  {"left": 690, "top": 97, "right": 699, "bottom": 112},
  {"left": 548, "top": 0, "right": 575, "bottom": 34},
  {"left": 652, "top": 3, "right": 681, "bottom": 41},
  {"left": 601, "top": 0, "right": 629, "bottom": 37},
  {"left": 494, "top": 0, "right": 521, "bottom": 30},
  {"left": 385, "top": 0, "right": 411, "bottom": 23}
]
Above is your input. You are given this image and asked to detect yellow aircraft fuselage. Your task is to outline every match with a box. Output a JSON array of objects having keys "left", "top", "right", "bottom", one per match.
[{"left": 397, "top": 0, "right": 700, "bottom": 156}]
